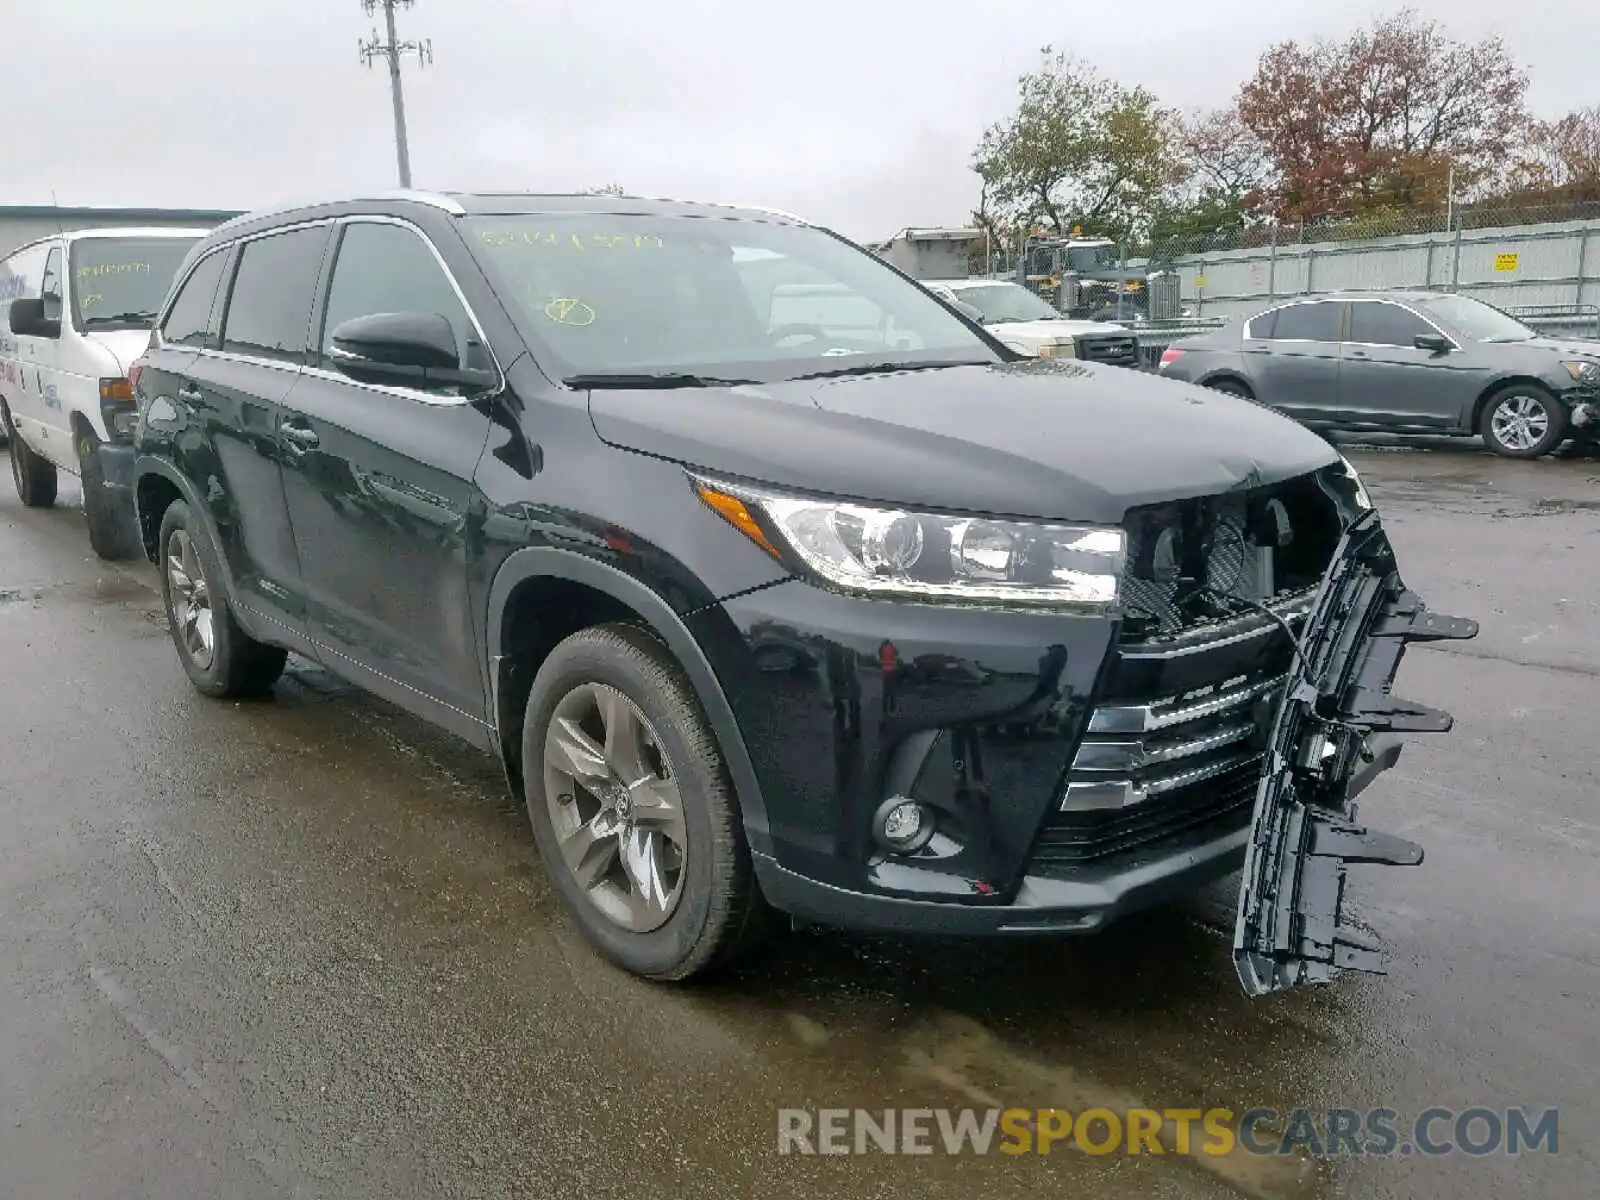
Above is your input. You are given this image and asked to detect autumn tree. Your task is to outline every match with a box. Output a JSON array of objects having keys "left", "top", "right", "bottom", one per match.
[
  {"left": 972, "top": 48, "right": 1187, "bottom": 247},
  {"left": 1502, "top": 107, "right": 1600, "bottom": 203},
  {"left": 1237, "top": 9, "right": 1529, "bottom": 223},
  {"left": 1147, "top": 109, "right": 1272, "bottom": 247}
]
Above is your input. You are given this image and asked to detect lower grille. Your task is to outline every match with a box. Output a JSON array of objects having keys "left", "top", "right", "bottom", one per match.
[
  {"left": 1075, "top": 334, "right": 1139, "bottom": 367},
  {"left": 1028, "top": 667, "right": 1284, "bottom": 870}
]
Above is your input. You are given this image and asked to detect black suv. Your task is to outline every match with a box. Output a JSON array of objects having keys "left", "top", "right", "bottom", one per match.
[{"left": 129, "top": 190, "right": 1476, "bottom": 994}]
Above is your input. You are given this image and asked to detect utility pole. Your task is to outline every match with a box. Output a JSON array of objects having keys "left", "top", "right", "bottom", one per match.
[{"left": 359, "top": 0, "right": 432, "bottom": 188}]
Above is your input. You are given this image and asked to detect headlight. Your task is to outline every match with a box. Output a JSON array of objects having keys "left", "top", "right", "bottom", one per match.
[
  {"left": 1337, "top": 453, "right": 1373, "bottom": 511},
  {"left": 692, "top": 475, "right": 1126, "bottom": 608},
  {"left": 1562, "top": 360, "right": 1600, "bottom": 385}
]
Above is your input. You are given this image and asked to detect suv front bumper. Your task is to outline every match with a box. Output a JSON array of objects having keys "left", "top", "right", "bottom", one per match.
[{"left": 690, "top": 511, "right": 1474, "bottom": 992}]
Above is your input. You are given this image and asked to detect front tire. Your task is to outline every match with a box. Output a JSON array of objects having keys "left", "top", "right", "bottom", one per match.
[
  {"left": 521, "top": 623, "right": 765, "bottom": 981},
  {"left": 77, "top": 434, "right": 142, "bottom": 560},
  {"left": 1480, "top": 384, "right": 1567, "bottom": 458},
  {"left": 157, "top": 498, "right": 287, "bottom": 698},
  {"left": 9, "top": 426, "right": 57, "bottom": 508}
]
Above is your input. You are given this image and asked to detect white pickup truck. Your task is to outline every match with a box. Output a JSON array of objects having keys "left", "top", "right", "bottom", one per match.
[{"left": 924, "top": 277, "right": 1142, "bottom": 367}]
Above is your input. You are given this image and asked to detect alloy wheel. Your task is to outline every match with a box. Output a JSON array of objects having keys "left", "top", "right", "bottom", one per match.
[
  {"left": 165, "top": 528, "right": 216, "bottom": 670},
  {"left": 1489, "top": 394, "right": 1549, "bottom": 452},
  {"left": 542, "top": 682, "right": 688, "bottom": 933}
]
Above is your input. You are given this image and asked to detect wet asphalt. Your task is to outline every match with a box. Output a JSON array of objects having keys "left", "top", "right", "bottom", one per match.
[{"left": 1, "top": 437, "right": 1596, "bottom": 1200}]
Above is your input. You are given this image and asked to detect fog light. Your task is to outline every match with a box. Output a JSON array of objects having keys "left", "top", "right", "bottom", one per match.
[{"left": 872, "top": 796, "right": 936, "bottom": 854}]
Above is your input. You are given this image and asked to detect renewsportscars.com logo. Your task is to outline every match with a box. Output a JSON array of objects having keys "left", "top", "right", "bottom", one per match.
[{"left": 777, "top": 1106, "right": 1560, "bottom": 1158}]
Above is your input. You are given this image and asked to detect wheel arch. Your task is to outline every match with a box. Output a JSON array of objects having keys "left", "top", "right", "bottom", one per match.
[
  {"left": 133, "top": 457, "right": 231, "bottom": 583},
  {"left": 485, "top": 547, "right": 773, "bottom": 856},
  {"left": 1196, "top": 369, "right": 1254, "bottom": 396}
]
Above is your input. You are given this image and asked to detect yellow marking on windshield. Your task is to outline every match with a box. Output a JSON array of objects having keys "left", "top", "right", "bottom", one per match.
[
  {"left": 543, "top": 297, "right": 596, "bottom": 326},
  {"left": 75, "top": 262, "right": 152, "bottom": 279}
]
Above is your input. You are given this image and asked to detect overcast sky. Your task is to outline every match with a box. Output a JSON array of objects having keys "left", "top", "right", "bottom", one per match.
[{"left": 3, "top": 1, "right": 1590, "bottom": 240}]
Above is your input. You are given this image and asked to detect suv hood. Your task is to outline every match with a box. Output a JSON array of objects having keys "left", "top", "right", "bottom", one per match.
[{"left": 586, "top": 359, "right": 1339, "bottom": 525}]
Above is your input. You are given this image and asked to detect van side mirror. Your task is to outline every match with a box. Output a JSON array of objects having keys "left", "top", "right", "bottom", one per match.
[
  {"left": 1414, "top": 333, "right": 1453, "bottom": 353},
  {"left": 327, "top": 311, "right": 497, "bottom": 392},
  {"left": 9, "top": 298, "right": 61, "bottom": 339}
]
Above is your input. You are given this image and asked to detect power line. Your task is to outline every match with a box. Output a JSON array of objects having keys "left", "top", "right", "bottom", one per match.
[{"left": 359, "top": 0, "right": 433, "bottom": 188}]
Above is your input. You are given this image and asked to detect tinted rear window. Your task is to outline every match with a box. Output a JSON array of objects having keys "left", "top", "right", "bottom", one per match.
[
  {"left": 70, "top": 237, "right": 201, "bottom": 330},
  {"left": 220, "top": 227, "right": 330, "bottom": 362},
  {"left": 161, "top": 251, "right": 230, "bottom": 349}
]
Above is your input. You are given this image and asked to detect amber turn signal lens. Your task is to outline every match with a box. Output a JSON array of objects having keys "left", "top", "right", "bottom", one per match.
[{"left": 693, "top": 482, "right": 784, "bottom": 561}]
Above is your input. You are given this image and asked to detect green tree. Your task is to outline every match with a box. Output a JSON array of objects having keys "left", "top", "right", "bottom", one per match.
[{"left": 972, "top": 48, "right": 1186, "bottom": 247}]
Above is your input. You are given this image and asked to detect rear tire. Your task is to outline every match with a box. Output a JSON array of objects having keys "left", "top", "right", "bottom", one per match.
[
  {"left": 521, "top": 623, "right": 766, "bottom": 981},
  {"left": 157, "top": 498, "right": 287, "bottom": 698},
  {"left": 1203, "top": 377, "right": 1254, "bottom": 400},
  {"left": 9, "top": 426, "right": 57, "bottom": 508},
  {"left": 77, "top": 434, "right": 142, "bottom": 561},
  {"left": 1479, "top": 384, "right": 1567, "bottom": 458}
]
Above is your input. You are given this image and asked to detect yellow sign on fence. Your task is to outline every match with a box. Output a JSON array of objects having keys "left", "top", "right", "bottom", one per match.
[
  {"left": 1194, "top": 274, "right": 1208, "bottom": 288},
  {"left": 1494, "top": 252, "right": 1519, "bottom": 273}
]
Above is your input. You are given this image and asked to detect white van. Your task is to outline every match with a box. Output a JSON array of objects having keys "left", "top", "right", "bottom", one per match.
[{"left": 1, "top": 227, "right": 206, "bottom": 557}]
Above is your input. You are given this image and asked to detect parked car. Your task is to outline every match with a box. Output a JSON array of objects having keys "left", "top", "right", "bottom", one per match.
[
  {"left": 923, "top": 278, "right": 1141, "bottom": 367},
  {"left": 1157, "top": 289, "right": 1600, "bottom": 458},
  {"left": 129, "top": 190, "right": 1475, "bottom": 994},
  {"left": 1, "top": 227, "right": 207, "bottom": 556}
]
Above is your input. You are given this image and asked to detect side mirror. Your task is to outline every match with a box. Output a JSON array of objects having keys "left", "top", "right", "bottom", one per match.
[
  {"left": 9, "top": 297, "right": 60, "bottom": 339},
  {"left": 1414, "top": 333, "right": 1453, "bottom": 353},
  {"left": 327, "top": 311, "right": 497, "bottom": 392}
]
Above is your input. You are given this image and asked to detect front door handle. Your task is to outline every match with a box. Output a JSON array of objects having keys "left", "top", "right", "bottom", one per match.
[{"left": 280, "top": 422, "right": 319, "bottom": 452}]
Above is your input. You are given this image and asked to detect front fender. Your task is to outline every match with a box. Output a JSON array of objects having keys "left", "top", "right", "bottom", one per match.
[{"left": 483, "top": 546, "right": 773, "bottom": 855}]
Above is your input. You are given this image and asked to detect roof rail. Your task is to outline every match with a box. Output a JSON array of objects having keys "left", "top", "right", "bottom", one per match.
[{"left": 209, "top": 189, "right": 467, "bottom": 234}]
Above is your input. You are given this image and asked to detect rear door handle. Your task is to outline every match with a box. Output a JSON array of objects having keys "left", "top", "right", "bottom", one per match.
[{"left": 280, "top": 421, "right": 319, "bottom": 452}]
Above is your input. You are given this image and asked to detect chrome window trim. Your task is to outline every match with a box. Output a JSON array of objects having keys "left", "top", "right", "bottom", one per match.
[{"left": 1343, "top": 298, "right": 1461, "bottom": 351}]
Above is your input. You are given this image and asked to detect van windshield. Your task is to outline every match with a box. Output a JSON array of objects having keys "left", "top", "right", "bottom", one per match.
[
  {"left": 70, "top": 237, "right": 201, "bottom": 331},
  {"left": 463, "top": 213, "right": 999, "bottom": 384}
]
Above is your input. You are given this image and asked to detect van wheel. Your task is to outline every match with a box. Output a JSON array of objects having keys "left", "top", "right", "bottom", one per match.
[
  {"left": 77, "top": 434, "right": 142, "bottom": 560},
  {"left": 157, "top": 498, "right": 287, "bottom": 698},
  {"left": 521, "top": 624, "right": 766, "bottom": 981},
  {"left": 9, "top": 427, "right": 58, "bottom": 508},
  {"left": 1480, "top": 384, "right": 1567, "bottom": 458}
]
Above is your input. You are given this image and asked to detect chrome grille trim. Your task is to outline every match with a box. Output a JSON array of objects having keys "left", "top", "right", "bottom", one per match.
[
  {"left": 1085, "top": 672, "right": 1288, "bottom": 735},
  {"left": 1062, "top": 751, "right": 1260, "bottom": 813}
]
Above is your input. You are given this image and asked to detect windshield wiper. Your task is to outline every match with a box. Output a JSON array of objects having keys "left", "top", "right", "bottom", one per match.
[
  {"left": 82, "top": 310, "right": 158, "bottom": 326},
  {"left": 789, "top": 359, "right": 990, "bottom": 381},
  {"left": 563, "top": 371, "right": 760, "bottom": 389}
]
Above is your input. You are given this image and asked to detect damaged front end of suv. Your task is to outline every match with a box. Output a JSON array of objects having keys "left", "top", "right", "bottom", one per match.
[{"left": 1111, "top": 456, "right": 1479, "bottom": 996}]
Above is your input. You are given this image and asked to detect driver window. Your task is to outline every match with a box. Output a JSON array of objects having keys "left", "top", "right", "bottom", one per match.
[
  {"left": 320, "top": 221, "right": 472, "bottom": 372},
  {"left": 40, "top": 246, "right": 63, "bottom": 321}
]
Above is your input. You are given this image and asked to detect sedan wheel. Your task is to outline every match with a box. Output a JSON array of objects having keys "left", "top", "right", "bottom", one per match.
[
  {"left": 1481, "top": 387, "right": 1566, "bottom": 458},
  {"left": 542, "top": 681, "right": 688, "bottom": 933}
]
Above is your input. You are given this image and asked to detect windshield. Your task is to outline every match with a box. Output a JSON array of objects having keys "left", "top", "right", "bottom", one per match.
[
  {"left": 69, "top": 236, "right": 200, "bottom": 330},
  {"left": 1419, "top": 293, "right": 1537, "bottom": 342},
  {"left": 944, "top": 282, "right": 1061, "bottom": 324},
  {"left": 464, "top": 214, "right": 998, "bottom": 383},
  {"left": 1066, "top": 244, "right": 1116, "bottom": 272}
]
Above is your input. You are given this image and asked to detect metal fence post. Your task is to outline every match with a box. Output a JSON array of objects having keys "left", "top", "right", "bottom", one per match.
[
  {"left": 1305, "top": 247, "right": 1315, "bottom": 295},
  {"left": 1268, "top": 222, "right": 1278, "bottom": 301},
  {"left": 1450, "top": 220, "right": 1463, "bottom": 291},
  {"left": 1576, "top": 226, "right": 1591, "bottom": 318}
]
